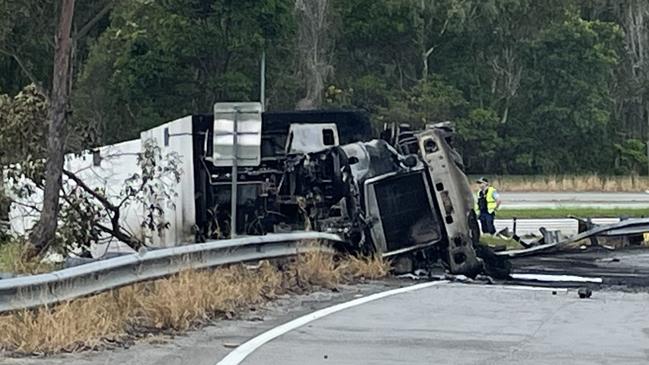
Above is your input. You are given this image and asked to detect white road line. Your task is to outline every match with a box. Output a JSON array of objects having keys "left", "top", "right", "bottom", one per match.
[
  {"left": 480, "top": 284, "right": 570, "bottom": 292},
  {"left": 511, "top": 273, "right": 603, "bottom": 283},
  {"left": 215, "top": 281, "right": 448, "bottom": 365},
  {"left": 216, "top": 281, "right": 570, "bottom": 365}
]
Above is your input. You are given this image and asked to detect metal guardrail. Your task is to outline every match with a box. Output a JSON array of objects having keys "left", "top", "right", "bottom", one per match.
[{"left": 0, "top": 231, "right": 343, "bottom": 313}]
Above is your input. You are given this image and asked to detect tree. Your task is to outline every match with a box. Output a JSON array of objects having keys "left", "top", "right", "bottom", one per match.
[
  {"left": 0, "top": 85, "right": 48, "bottom": 165},
  {"left": 294, "top": 0, "right": 333, "bottom": 109},
  {"left": 21, "top": 0, "right": 115, "bottom": 258},
  {"left": 0, "top": 1, "right": 114, "bottom": 97},
  {"left": 378, "top": 76, "right": 468, "bottom": 127},
  {"left": 2, "top": 0, "right": 643, "bottom": 180},
  {"left": 74, "top": 0, "right": 296, "bottom": 145},
  {"left": 614, "top": 138, "right": 648, "bottom": 174},
  {"left": 594, "top": 0, "right": 649, "bottom": 153},
  {"left": 24, "top": 0, "right": 76, "bottom": 259},
  {"left": 455, "top": 108, "right": 503, "bottom": 173},
  {"left": 414, "top": 0, "right": 475, "bottom": 81},
  {"left": 512, "top": 17, "right": 622, "bottom": 173}
]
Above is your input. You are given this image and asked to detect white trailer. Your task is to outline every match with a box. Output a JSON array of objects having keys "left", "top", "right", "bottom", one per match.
[{"left": 7, "top": 115, "right": 200, "bottom": 257}]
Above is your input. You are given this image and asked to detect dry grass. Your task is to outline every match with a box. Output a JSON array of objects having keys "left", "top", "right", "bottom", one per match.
[
  {"left": 292, "top": 251, "right": 342, "bottom": 289},
  {"left": 337, "top": 255, "right": 391, "bottom": 280},
  {"left": 0, "top": 252, "right": 389, "bottom": 355},
  {"left": 136, "top": 262, "right": 283, "bottom": 332},
  {"left": 0, "top": 240, "right": 58, "bottom": 275},
  {"left": 0, "top": 291, "right": 132, "bottom": 354},
  {"left": 475, "top": 175, "right": 649, "bottom": 192}
]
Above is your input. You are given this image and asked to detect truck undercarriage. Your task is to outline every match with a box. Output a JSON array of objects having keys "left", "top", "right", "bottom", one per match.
[{"left": 191, "top": 110, "right": 488, "bottom": 276}]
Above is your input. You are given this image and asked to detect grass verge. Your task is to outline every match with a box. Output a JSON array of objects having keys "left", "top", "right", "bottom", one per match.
[
  {"left": 496, "top": 207, "right": 649, "bottom": 219},
  {"left": 479, "top": 235, "right": 524, "bottom": 250},
  {"left": 0, "top": 252, "right": 389, "bottom": 355},
  {"left": 470, "top": 175, "right": 649, "bottom": 192},
  {"left": 0, "top": 240, "right": 59, "bottom": 275}
]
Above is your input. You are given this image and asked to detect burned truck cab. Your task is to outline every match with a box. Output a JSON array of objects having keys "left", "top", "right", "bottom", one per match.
[
  {"left": 415, "top": 126, "right": 482, "bottom": 275},
  {"left": 342, "top": 140, "right": 443, "bottom": 256},
  {"left": 380, "top": 122, "right": 483, "bottom": 275},
  {"left": 193, "top": 108, "right": 484, "bottom": 276}
]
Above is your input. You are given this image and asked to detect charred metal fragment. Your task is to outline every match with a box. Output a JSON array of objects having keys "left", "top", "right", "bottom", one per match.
[{"left": 500, "top": 218, "right": 649, "bottom": 258}]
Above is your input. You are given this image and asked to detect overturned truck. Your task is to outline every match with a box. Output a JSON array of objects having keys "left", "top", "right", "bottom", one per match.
[{"left": 193, "top": 107, "right": 485, "bottom": 276}]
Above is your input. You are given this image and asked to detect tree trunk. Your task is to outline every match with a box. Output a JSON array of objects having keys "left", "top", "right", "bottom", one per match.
[
  {"left": 295, "top": 0, "right": 331, "bottom": 109},
  {"left": 26, "top": 0, "right": 76, "bottom": 259}
]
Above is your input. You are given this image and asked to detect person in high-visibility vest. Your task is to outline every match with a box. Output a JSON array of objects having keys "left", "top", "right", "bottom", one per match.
[{"left": 475, "top": 177, "right": 502, "bottom": 234}]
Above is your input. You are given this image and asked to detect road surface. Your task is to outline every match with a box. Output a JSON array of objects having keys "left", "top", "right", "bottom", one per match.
[
  {"left": 501, "top": 192, "right": 649, "bottom": 209},
  {"left": 4, "top": 282, "right": 648, "bottom": 365},
  {"left": 236, "top": 284, "right": 649, "bottom": 365}
]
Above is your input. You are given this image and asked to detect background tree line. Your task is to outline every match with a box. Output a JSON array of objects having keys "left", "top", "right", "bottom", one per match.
[{"left": 1, "top": 0, "right": 649, "bottom": 177}]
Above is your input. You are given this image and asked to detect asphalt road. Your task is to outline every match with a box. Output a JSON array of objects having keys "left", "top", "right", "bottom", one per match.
[
  {"left": 511, "top": 248, "right": 649, "bottom": 287},
  {"left": 238, "top": 284, "right": 649, "bottom": 365},
  {"left": 501, "top": 192, "right": 649, "bottom": 209},
  {"left": 0, "top": 282, "right": 397, "bottom": 365},
  {"left": 4, "top": 282, "right": 648, "bottom": 365}
]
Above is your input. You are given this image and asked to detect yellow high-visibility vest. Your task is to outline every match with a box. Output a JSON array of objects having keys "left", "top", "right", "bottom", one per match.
[{"left": 475, "top": 186, "right": 497, "bottom": 214}]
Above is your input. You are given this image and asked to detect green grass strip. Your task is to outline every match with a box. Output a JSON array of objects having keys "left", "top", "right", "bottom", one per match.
[
  {"left": 496, "top": 207, "right": 649, "bottom": 219},
  {"left": 479, "top": 235, "right": 525, "bottom": 250}
]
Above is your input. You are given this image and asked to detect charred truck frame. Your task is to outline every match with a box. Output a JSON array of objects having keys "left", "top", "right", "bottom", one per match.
[{"left": 190, "top": 107, "right": 484, "bottom": 276}]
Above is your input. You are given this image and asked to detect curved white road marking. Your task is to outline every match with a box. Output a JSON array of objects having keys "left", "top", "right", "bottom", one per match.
[
  {"left": 216, "top": 281, "right": 449, "bottom": 365},
  {"left": 216, "top": 281, "right": 569, "bottom": 365}
]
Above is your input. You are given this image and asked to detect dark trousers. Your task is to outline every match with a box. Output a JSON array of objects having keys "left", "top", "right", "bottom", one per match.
[{"left": 479, "top": 211, "right": 496, "bottom": 234}]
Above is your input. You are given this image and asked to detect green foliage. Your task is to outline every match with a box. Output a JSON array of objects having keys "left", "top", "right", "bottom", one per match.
[
  {"left": 0, "top": 84, "right": 48, "bottom": 165},
  {"left": 512, "top": 17, "right": 622, "bottom": 174},
  {"left": 379, "top": 76, "right": 468, "bottom": 127},
  {"left": 455, "top": 108, "right": 503, "bottom": 173},
  {"left": 3, "top": 138, "right": 183, "bottom": 254},
  {"left": 614, "top": 139, "right": 648, "bottom": 174},
  {"left": 56, "top": 138, "right": 183, "bottom": 252},
  {"left": 0, "top": 0, "right": 113, "bottom": 95},
  {"left": 0, "top": 0, "right": 647, "bottom": 176},
  {"left": 74, "top": 0, "right": 296, "bottom": 144},
  {"left": 331, "top": 1, "right": 629, "bottom": 175},
  {"left": 124, "top": 139, "right": 183, "bottom": 240}
]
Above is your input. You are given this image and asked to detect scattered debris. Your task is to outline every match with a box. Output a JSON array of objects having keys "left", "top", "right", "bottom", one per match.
[
  {"left": 599, "top": 258, "right": 620, "bottom": 263},
  {"left": 396, "top": 273, "right": 425, "bottom": 280},
  {"left": 499, "top": 218, "right": 649, "bottom": 258},
  {"left": 577, "top": 287, "right": 593, "bottom": 299}
]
